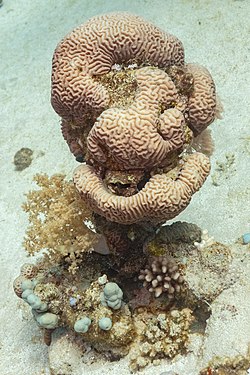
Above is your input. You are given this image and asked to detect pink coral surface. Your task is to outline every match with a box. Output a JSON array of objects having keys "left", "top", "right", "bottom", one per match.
[{"left": 51, "top": 12, "right": 218, "bottom": 224}]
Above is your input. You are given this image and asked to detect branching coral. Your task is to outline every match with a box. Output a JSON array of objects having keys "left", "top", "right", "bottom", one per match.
[
  {"left": 22, "top": 174, "right": 99, "bottom": 273},
  {"left": 200, "top": 349, "right": 250, "bottom": 375},
  {"left": 138, "top": 256, "right": 184, "bottom": 298}
]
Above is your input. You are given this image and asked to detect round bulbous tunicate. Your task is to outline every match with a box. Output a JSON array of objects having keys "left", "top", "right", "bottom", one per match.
[
  {"left": 37, "top": 302, "right": 48, "bottom": 312},
  {"left": 98, "top": 317, "right": 112, "bottom": 331},
  {"left": 21, "top": 289, "right": 33, "bottom": 300},
  {"left": 74, "top": 317, "right": 91, "bottom": 333},
  {"left": 100, "top": 282, "right": 123, "bottom": 310},
  {"left": 36, "top": 312, "right": 59, "bottom": 329},
  {"left": 21, "top": 279, "right": 34, "bottom": 291},
  {"left": 26, "top": 293, "right": 47, "bottom": 311},
  {"left": 27, "top": 294, "right": 42, "bottom": 309}
]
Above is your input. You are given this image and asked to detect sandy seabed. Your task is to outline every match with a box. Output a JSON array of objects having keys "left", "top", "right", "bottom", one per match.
[{"left": 0, "top": 0, "right": 249, "bottom": 374}]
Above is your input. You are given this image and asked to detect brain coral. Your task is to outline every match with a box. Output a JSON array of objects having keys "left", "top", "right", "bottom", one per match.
[
  {"left": 51, "top": 12, "right": 184, "bottom": 125},
  {"left": 51, "top": 12, "right": 218, "bottom": 224},
  {"left": 74, "top": 153, "right": 210, "bottom": 224},
  {"left": 87, "top": 66, "right": 185, "bottom": 170}
]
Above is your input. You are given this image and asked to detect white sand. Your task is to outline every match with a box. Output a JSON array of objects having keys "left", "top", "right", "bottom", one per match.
[{"left": 0, "top": 0, "right": 249, "bottom": 374}]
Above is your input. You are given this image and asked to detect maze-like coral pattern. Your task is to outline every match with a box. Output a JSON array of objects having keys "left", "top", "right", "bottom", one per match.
[
  {"left": 51, "top": 12, "right": 218, "bottom": 224},
  {"left": 73, "top": 153, "right": 210, "bottom": 224},
  {"left": 51, "top": 12, "right": 184, "bottom": 124},
  {"left": 87, "top": 67, "right": 185, "bottom": 170},
  {"left": 187, "top": 64, "right": 217, "bottom": 135}
]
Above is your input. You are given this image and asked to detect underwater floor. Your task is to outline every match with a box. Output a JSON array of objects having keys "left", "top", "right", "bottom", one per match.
[{"left": 0, "top": 0, "right": 250, "bottom": 374}]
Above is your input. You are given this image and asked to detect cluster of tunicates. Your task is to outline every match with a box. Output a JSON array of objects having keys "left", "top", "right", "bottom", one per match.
[
  {"left": 73, "top": 282, "right": 123, "bottom": 334},
  {"left": 21, "top": 279, "right": 58, "bottom": 329},
  {"left": 13, "top": 263, "right": 59, "bottom": 330}
]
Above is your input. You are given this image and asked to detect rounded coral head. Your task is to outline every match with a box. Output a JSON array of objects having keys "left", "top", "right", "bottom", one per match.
[
  {"left": 51, "top": 12, "right": 219, "bottom": 224},
  {"left": 51, "top": 12, "right": 184, "bottom": 124}
]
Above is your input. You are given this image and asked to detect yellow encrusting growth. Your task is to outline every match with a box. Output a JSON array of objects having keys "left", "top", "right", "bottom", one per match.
[{"left": 22, "top": 174, "right": 99, "bottom": 273}]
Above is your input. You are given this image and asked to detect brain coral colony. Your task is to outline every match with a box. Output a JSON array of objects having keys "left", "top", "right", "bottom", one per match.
[{"left": 13, "top": 12, "right": 226, "bottom": 372}]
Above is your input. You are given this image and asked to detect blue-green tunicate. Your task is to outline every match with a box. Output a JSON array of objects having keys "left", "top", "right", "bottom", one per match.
[
  {"left": 26, "top": 293, "right": 47, "bottom": 312},
  {"left": 98, "top": 317, "right": 112, "bottom": 331},
  {"left": 21, "top": 289, "right": 33, "bottom": 300},
  {"left": 36, "top": 312, "right": 59, "bottom": 329},
  {"left": 21, "top": 279, "right": 34, "bottom": 291},
  {"left": 100, "top": 282, "right": 123, "bottom": 310},
  {"left": 74, "top": 317, "right": 91, "bottom": 333},
  {"left": 243, "top": 233, "right": 250, "bottom": 244},
  {"left": 27, "top": 294, "right": 42, "bottom": 309}
]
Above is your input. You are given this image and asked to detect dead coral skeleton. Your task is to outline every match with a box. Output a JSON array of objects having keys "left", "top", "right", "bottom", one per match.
[
  {"left": 138, "top": 256, "right": 184, "bottom": 298},
  {"left": 130, "top": 308, "right": 193, "bottom": 371},
  {"left": 194, "top": 229, "right": 214, "bottom": 250}
]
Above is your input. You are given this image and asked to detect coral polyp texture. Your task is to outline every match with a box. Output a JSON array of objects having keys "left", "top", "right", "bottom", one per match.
[
  {"left": 51, "top": 12, "right": 219, "bottom": 224},
  {"left": 22, "top": 174, "right": 99, "bottom": 273},
  {"left": 138, "top": 256, "right": 185, "bottom": 298}
]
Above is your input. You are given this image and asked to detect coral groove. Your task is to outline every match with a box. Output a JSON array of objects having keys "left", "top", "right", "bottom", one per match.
[{"left": 74, "top": 152, "right": 210, "bottom": 224}]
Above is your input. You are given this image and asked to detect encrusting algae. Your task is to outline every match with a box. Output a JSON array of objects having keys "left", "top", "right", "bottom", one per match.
[{"left": 12, "top": 12, "right": 241, "bottom": 374}]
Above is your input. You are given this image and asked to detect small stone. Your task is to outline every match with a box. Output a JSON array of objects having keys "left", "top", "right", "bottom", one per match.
[
  {"left": 14, "top": 148, "right": 33, "bottom": 171},
  {"left": 242, "top": 233, "right": 250, "bottom": 244}
]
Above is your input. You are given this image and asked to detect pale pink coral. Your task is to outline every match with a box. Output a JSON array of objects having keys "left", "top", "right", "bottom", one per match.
[
  {"left": 73, "top": 153, "right": 210, "bottom": 224},
  {"left": 186, "top": 64, "right": 217, "bottom": 135},
  {"left": 87, "top": 67, "right": 185, "bottom": 170},
  {"left": 51, "top": 12, "right": 184, "bottom": 125},
  {"left": 51, "top": 12, "right": 218, "bottom": 225}
]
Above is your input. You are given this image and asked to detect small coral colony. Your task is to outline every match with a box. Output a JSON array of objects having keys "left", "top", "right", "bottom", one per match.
[{"left": 13, "top": 12, "right": 223, "bottom": 371}]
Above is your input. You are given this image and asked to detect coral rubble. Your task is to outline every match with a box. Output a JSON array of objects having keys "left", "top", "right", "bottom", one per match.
[
  {"left": 13, "top": 11, "right": 227, "bottom": 373},
  {"left": 13, "top": 147, "right": 33, "bottom": 171}
]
